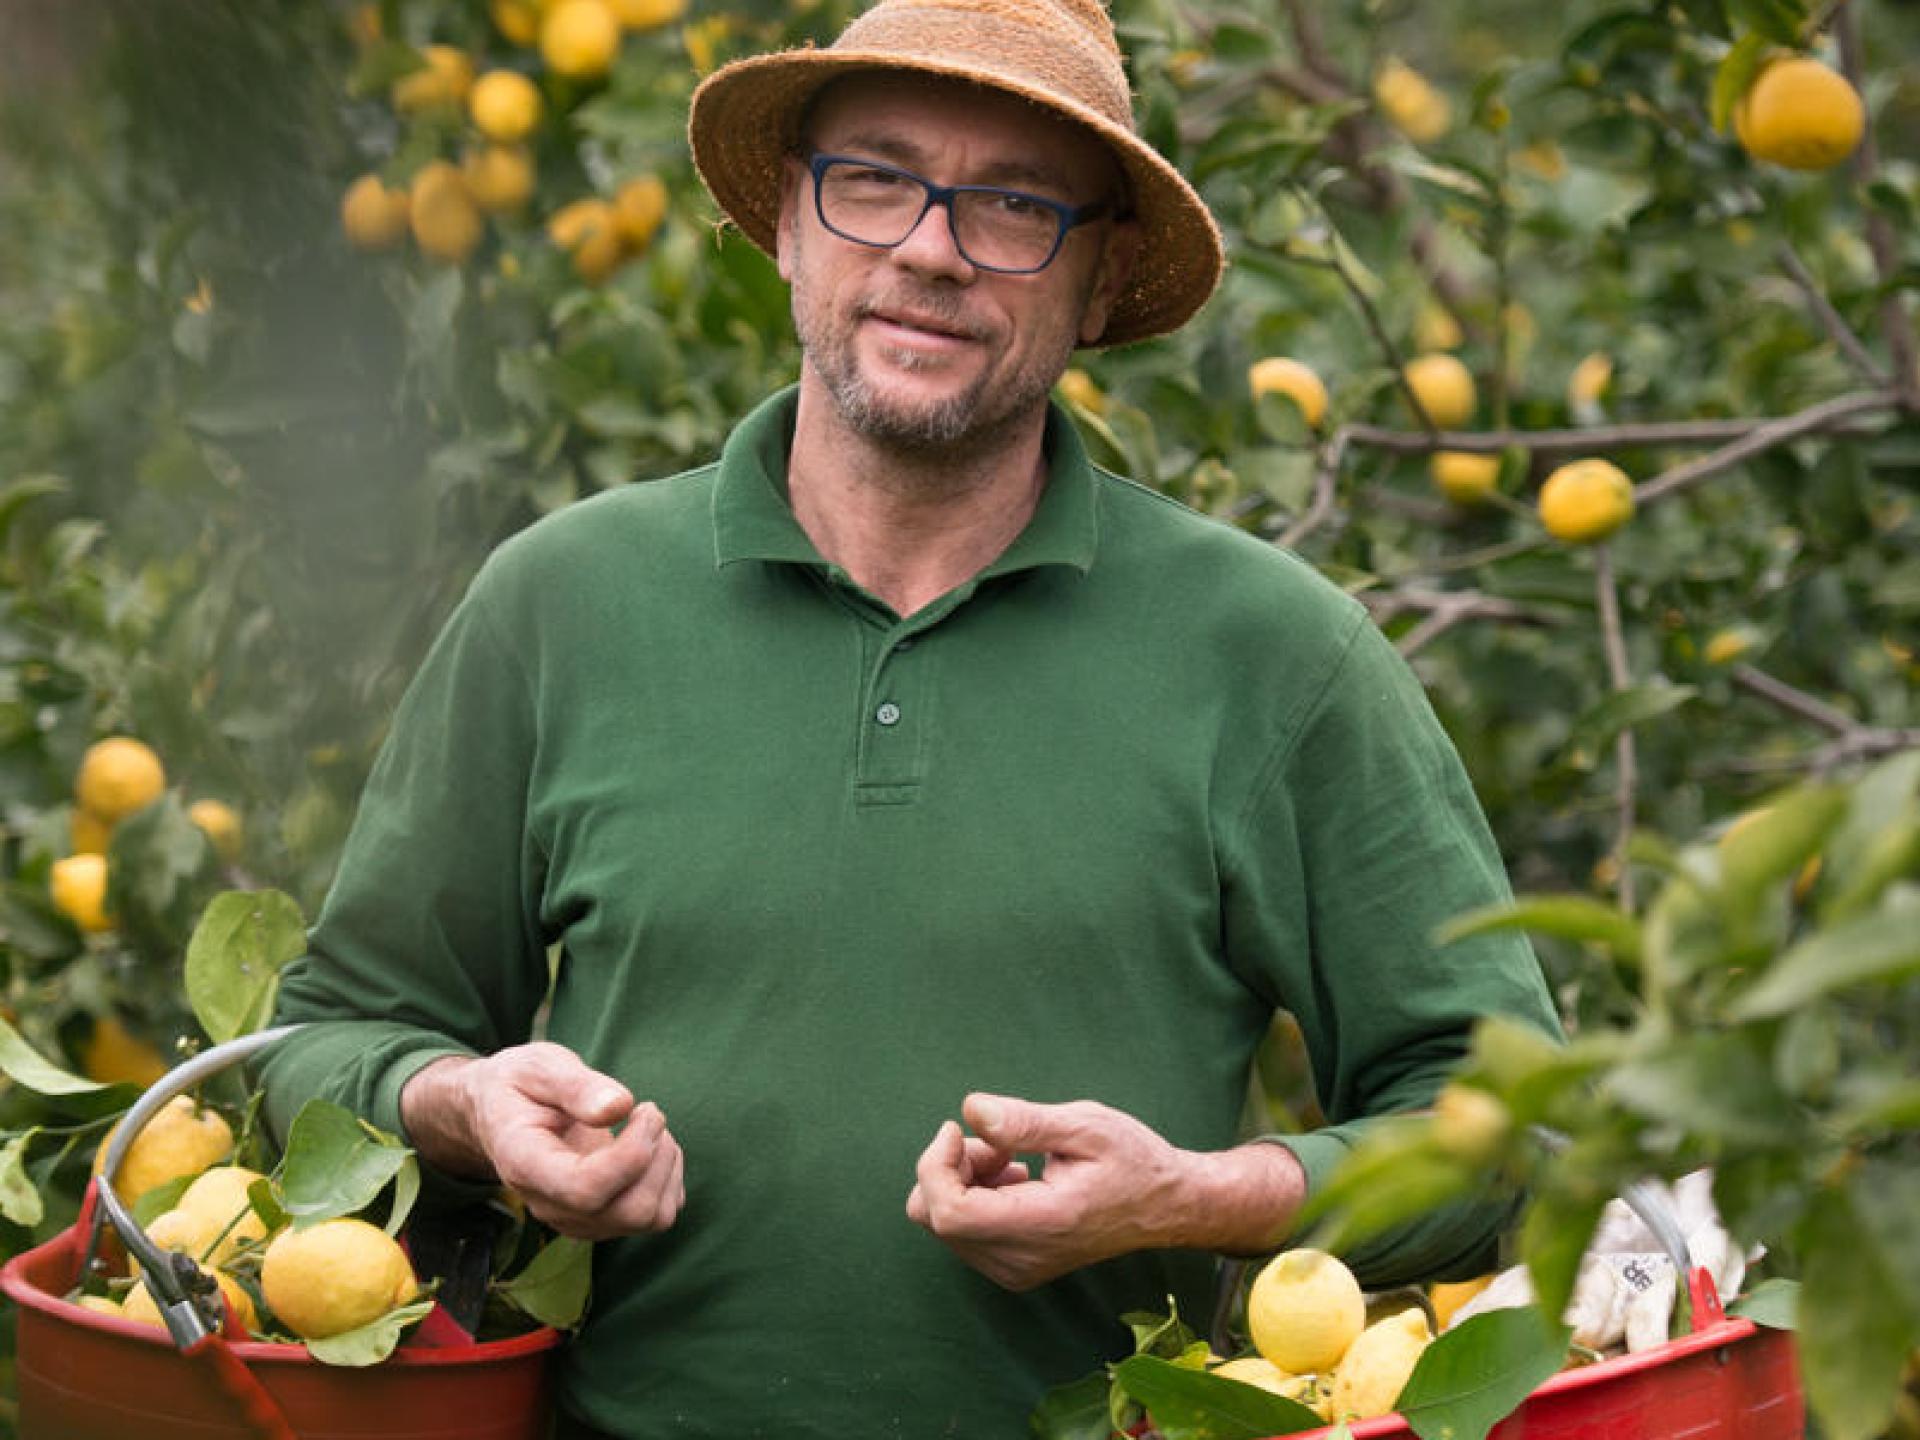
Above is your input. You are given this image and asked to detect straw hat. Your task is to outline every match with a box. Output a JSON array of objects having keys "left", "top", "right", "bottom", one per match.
[{"left": 687, "top": 0, "right": 1224, "bottom": 347}]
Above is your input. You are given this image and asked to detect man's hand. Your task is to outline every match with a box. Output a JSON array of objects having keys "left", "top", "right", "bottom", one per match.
[
  {"left": 905, "top": 1094, "right": 1306, "bottom": 1291},
  {"left": 402, "top": 1043, "right": 685, "bottom": 1241}
]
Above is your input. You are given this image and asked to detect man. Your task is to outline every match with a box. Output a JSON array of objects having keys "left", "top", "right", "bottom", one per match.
[{"left": 260, "top": 1, "right": 1561, "bottom": 1436}]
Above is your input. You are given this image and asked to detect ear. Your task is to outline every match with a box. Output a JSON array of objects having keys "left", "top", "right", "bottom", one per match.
[
  {"left": 1077, "top": 218, "right": 1141, "bottom": 347},
  {"left": 775, "top": 155, "right": 806, "bottom": 283}
]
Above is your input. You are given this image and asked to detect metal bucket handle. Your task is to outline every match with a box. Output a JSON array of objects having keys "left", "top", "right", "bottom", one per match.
[{"left": 84, "top": 1024, "right": 305, "bottom": 1348}]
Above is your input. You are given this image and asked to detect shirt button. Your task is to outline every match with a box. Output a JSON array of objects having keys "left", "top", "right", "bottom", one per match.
[
  {"left": 875, "top": 702, "right": 902, "bottom": 726},
  {"left": 894, "top": 638, "right": 915, "bottom": 653}
]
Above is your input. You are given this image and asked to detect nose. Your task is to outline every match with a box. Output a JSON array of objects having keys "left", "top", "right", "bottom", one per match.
[{"left": 889, "top": 195, "right": 976, "bottom": 279}]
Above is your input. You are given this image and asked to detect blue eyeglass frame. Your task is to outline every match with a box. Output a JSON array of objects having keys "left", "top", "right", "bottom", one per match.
[{"left": 806, "top": 152, "right": 1112, "bottom": 274}]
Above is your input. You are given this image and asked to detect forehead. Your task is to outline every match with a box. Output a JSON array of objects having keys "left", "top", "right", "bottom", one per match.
[{"left": 802, "top": 71, "right": 1119, "bottom": 192}]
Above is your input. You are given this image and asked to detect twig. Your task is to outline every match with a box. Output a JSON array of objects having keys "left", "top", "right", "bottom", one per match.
[
  {"left": 1836, "top": 2, "right": 1920, "bottom": 407},
  {"left": 1730, "top": 663, "right": 1858, "bottom": 735},
  {"left": 1719, "top": 663, "right": 1920, "bottom": 775},
  {"left": 1368, "top": 586, "right": 1566, "bottom": 657},
  {"left": 1393, "top": 533, "right": 1551, "bottom": 581},
  {"left": 1312, "top": 215, "right": 1442, "bottom": 436},
  {"left": 1715, "top": 729, "right": 1920, "bottom": 776},
  {"left": 1594, "top": 544, "right": 1637, "bottom": 912},
  {"left": 1635, "top": 390, "right": 1895, "bottom": 505},
  {"left": 1774, "top": 242, "right": 1891, "bottom": 388},
  {"left": 1276, "top": 428, "right": 1351, "bottom": 549},
  {"left": 1281, "top": 0, "right": 1345, "bottom": 89}
]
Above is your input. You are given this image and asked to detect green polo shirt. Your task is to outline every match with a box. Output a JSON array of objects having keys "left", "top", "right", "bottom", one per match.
[{"left": 260, "top": 388, "right": 1558, "bottom": 1439}]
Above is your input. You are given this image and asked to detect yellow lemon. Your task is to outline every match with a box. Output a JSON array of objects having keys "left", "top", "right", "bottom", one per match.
[
  {"left": 1248, "top": 1248, "right": 1367, "bottom": 1375},
  {"left": 1429, "top": 1082, "right": 1511, "bottom": 1161},
  {"left": 470, "top": 70, "right": 543, "bottom": 142},
  {"left": 548, "top": 197, "right": 626, "bottom": 284},
  {"left": 541, "top": 0, "right": 621, "bottom": 79},
  {"left": 133, "top": 1207, "right": 221, "bottom": 1275},
  {"left": 1403, "top": 353, "right": 1476, "bottom": 428},
  {"left": 1539, "top": 457, "right": 1635, "bottom": 543},
  {"left": 70, "top": 807, "right": 113, "bottom": 856},
  {"left": 1373, "top": 59, "right": 1451, "bottom": 144},
  {"left": 341, "top": 175, "right": 411, "bottom": 253},
  {"left": 78, "top": 1014, "right": 169, "bottom": 1088},
  {"left": 609, "top": 0, "right": 687, "bottom": 28},
  {"left": 1430, "top": 450, "right": 1501, "bottom": 506},
  {"left": 122, "top": 1270, "right": 257, "bottom": 1335},
  {"left": 410, "top": 162, "right": 485, "bottom": 265},
  {"left": 1704, "top": 628, "right": 1756, "bottom": 666},
  {"left": 1429, "top": 1275, "right": 1496, "bottom": 1331},
  {"left": 391, "top": 45, "right": 474, "bottom": 114},
  {"left": 492, "top": 0, "right": 541, "bottom": 45},
  {"left": 187, "top": 799, "right": 242, "bottom": 861},
  {"left": 1735, "top": 56, "right": 1865, "bottom": 171},
  {"left": 1567, "top": 352, "right": 1613, "bottom": 409},
  {"left": 51, "top": 853, "right": 112, "bottom": 933},
  {"left": 612, "top": 174, "right": 670, "bottom": 251},
  {"left": 261, "top": 1218, "right": 417, "bottom": 1340},
  {"left": 94, "top": 1095, "right": 234, "bottom": 1204},
  {"left": 73, "top": 1293, "right": 123, "bottom": 1318},
  {"left": 178, "top": 1166, "right": 272, "bottom": 1264},
  {"left": 1248, "top": 356, "right": 1329, "bottom": 429},
  {"left": 1057, "top": 368, "right": 1106, "bottom": 414},
  {"left": 1515, "top": 140, "right": 1567, "bottom": 181},
  {"left": 1331, "top": 1307, "right": 1432, "bottom": 1422},
  {"left": 464, "top": 145, "right": 538, "bottom": 214},
  {"left": 75, "top": 737, "right": 166, "bottom": 824},
  {"left": 1412, "top": 302, "right": 1462, "bottom": 353},
  {"left": 1210, "top": 1355, "right": 1299, "bottom": 1395}
]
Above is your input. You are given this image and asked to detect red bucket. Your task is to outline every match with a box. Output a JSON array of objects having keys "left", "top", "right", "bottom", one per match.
[
  {"left": 2, "top": 1209, "right": 562, "bottom": 1440},
  {"left": 1281, "top": 1269, "right": 1803, "bottom": 1440}
]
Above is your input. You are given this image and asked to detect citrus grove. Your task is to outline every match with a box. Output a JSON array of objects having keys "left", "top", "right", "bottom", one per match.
[{"left": 1, "top": 0, "right": 1917, "bottom": 1435}]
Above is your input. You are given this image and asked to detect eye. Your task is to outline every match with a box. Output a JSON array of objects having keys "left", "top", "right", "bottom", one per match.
[
  {"left": 836, "top": 164, "right": 911, "bottom": 192},
  {"left": 987, "top": 191, "right": 1048, "bottom": 219}
]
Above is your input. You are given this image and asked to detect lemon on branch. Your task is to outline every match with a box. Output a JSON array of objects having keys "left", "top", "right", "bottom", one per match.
[
  {"left": 51, "top": 853, "right": 112, "bottom": 933},
  {"left": 542, "top": 0, "right": 622, "bottom": 80},
  {"left": 341, "top": 175, "right": 411, "bottom": 252},
  {"left": 1735, "top": 55, "right": 1864, "bottom": 171},
  {"left": 391, "top": 45, "right": 474, "bottom": 114},
  {"left": 610, "top": 0, "right": 687, "bottom": 29},
  {"left": 1373, "top": 58, "right": 1451, "bottom": 144},
  {"left": 548, "top": 197, "right": 626, "bottom": 284},
  {"left": 1248, "top": 356, "right": 1328, "bottom": 429},
  {"left": 75, "top": 737, "right": 165, "bottom": 824},
  {"left": 1430, "top": 450, "right": 1501, "bottom": 506},
  {"left": 465, "top": 146, "right": 537, "bottom": 215},
  {"left": 410, "top": 162, "right": 484, "bottom": 265},
  {"left": 94, "top": 1095, "right": 234, "bottom": 1203},
  {"left": 1403, "top": 353, "right": 1477, "bottom": 429},
  {"left": 188, "top": 799, "right": 243, "bottom": 860},
  {"left": 1539, "top": 457, "right": 1634, "bottom": 543},
  {"left": 470, "top": 70, "right": 543, "bottom": 143},
  {"left": 612, "top": 174, "right": 669, "bottom": 251}
]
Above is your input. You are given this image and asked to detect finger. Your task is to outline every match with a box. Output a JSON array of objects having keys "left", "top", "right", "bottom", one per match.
[
  {"left": 508, "top": 1103, "right": 668, "bottom": 1215},
  {"left": 591, "top": 1128, "right": 684, "bottom": 1234},
  {"left": 905, "top": 1181, "right": 928, "bottom": 1227},
  {"left": 514, "top": 1047, "right": 635, "bottom": 1128},
  {"left": 958, "top": 1136, "right": 1019, "bottom": 1184},
  {"left": 963, "top": 1093, "right": 1081, "bottom": 1155},
  {"left": 913, "top": 1120, "right": 972, "bottom": 1218}
]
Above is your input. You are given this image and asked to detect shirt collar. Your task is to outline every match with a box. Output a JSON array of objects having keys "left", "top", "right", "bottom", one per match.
[{"left": 711, "top": 386, "right": 1099, "bottom": 578}]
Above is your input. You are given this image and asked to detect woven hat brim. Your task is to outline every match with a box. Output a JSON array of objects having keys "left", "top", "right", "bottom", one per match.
[{"left": 688, "top": 50, "right": 1224, "bottom": 348}]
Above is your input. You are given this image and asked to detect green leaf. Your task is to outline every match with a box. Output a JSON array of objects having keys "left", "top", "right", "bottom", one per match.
[
  {"left": 0, "top": 1015, "right": 110, "bottom": 1096},
  {"left": 1711, "top": 34, "right": 1774, "bottom": 133},
  {"left": 279, "top": 1100, "right": 413, "bottom": 1223},
  {"left": 1795, "top": 1185, "right": 1917, "bottom": 1440},
  {"left": 1566, "top": 683, "right": 1696, "bottom": 757},
  {"left": 1110, "top": 1356, "right": 1326, "bottom": 1438},
  {"left": 1123, "top": 1299, "right": 1201, "bottom": 1360},
  {"left": 1727, "top": 0, "right": 1807, "bottom": 47},
  {"left": 1398, "top": 1307, "right": 1570, "bottom": 1440},
  {"left": 1436, "top": 896, "right": 1641, "bottom": 965},
  {"left": 184, "top": 889, "right": 307, "bottom": 1043},
  {"left": 1730, "top": 903, "right": 1920, "bottom": 1020},
  {"left": 494, "top": 1234, "right": 592, "bottom": 1330},
  {"left": 1729, "top": 1278, "right": 1798, "bottom": 1330},
  {"left": 1027, "top": 1370, "right": 1114, "bottom": 1440},
  {"left": 304, "top": 1298, "right": 435, "bottom": 1367},
  {"left": 1604, "top": 1032, "right": 1797, "bottom": 1145},
  {"left": 0, "top": 1131, "right": 46, "bottom": 1227},
  {"left": 1715, "top": 785, "right": 1847, "bottom": 903}
]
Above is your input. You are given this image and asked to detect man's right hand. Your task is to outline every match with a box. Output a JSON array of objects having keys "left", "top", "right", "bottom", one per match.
[{"left": 401, "top": 1043, "right": 685, "bottom": 1241}]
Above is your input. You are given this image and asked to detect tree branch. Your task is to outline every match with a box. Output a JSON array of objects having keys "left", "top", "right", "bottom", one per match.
[
  {"left": 1774, "top": 242, "right": 1892, "bottom": 388},
  {"left": 1367, "top": 585, "right": 1566, "bottom": 657},
  {"left": 1719, "top": 663, "right": 1920, "bottom": 776},
  {"left": 1594, "top": 545, "right": 1637, "bottom": 911},
  {"left": 1634, "top": 390, "right": 1895, "bottom": 505},
  {"left": 1276, "top": 428, "right": 1351, "bottom": 549}
]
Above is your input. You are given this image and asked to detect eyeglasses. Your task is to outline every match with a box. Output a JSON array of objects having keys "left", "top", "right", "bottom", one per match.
[{"left": 806, "top": 153, "right": 1112, "bottom": 274}]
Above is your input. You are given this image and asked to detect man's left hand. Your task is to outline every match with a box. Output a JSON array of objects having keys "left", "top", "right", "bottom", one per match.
[{"left": 905, "top": 1094, "right": 1305, "bottom": 1291}]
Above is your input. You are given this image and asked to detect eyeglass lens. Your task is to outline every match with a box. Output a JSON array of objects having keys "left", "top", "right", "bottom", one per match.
[{"left": 815, "top": 160, "right": 1068, "bottom": 272}]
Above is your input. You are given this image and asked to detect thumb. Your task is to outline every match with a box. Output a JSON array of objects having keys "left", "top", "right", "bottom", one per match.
[
  {"left": 525, "top": 1050, "right": 633, "bottom": 1127},
  {"left": 962, "top": 1092, "right": 1045, "bottom": 1151}
]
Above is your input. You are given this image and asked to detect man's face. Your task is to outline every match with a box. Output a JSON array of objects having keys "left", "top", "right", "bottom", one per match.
[{"left": 776, "top": 73, "right": 1137, "bottom": 456}]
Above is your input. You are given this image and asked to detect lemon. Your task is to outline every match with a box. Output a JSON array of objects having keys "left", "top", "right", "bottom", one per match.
[
  {"left": 261, "top": 1217, "right": 417, "bottom": 1340},
  {"left": 1429, "top": 1082, "right": 1511, "bottom": 1161},
  {"left": 465, "top": 145, "right": 538, "bottom": 214},
  {"left": 187, "top": 799, "right": 243, "bottom": 861},
  {"left": 1248, "top": 356, "right": 1328, "bottom": 429},
  {"left": 341, "top": 175, "right": 411, "bottom": 252},
  {"left": 609, "top": 0, "right": 687, "bottom": 28},
  {"left": 134, "top": 1207, "right": 221, "bottom": 1275},
  {"left": 1330, "top": 1307, "right": 1432, "bottom": 1422},
  {"left": 541, "top": 0, "right": 621, "bottom": 80},
  {"left": 1567, "top": 352, "right": 1613, "bottom": 410},
  {"left": 1429, "top": 1275, "right": 1495, "bottom": 1331},
  {"left": 1429, "top": 450, "right": 1500, "bottom": 506},
  {"left": 470, "top": 70, "right": 543, "bottom": 142},
  {"left": 70, "top": 808, "right": 113, "bottom": 856},
  {"left": 492, "top": 0, "right": 541, "bottom": 46},
  {"left": 178, "top": 1166, "right": 272, "bottom": 1263},
  {"left": 612, "top": 173, "right": 669, "bottom": 250},
  {"left": 51, "top": 853, "right": 112, "bottom": 933},
  {"left": 73, "top": 1294, "right": 123, "bottom": 1318},
  {"left": 122, "top": 1269, "right": 257, "bottom": 1336},
  {"left": 1057, "top": 368, "right": 1106, "bottom": 414},
  {"left": 94, "top": 1095, "right": 234, "bottom": 1204},
  {"left": 391, "top": 44, "right": 474, "bottom": 114},
  {"left": 1735, "top": 56, "right": 1864, "bottom": 171},
  {"left": 78, "top": 1013, "right": 169, "bottom": 1088},
  {"left": 1373, "top": 59, "right": 1451, "bottom": 144},
  {"left": 410, "top": 162, "right": 485, "bottom": 265},
  {"left": 1704, "top": 628, "right": 1755, "bottom": 665},
  {"left": 1412, "top": 302, "right": 1462, "bottom": 353},
  {"left": 1210, "top": 1355, "right": 1298, "bottom": 1395},
  {"left": 548, "top": 197, "right": 626, "bottom": 284},
  {"left": 75, "top": 737, "right": 166, "bottom": 824},
  {"left": 1539, "top": 457, "right": 1634, "bottom": 543},
  {"left": 1403, "top": 353, "right": 1476, "bottom": 429},
  {"left": 1248, "top": 1248, "right": 1367, "bottom": 1375}
]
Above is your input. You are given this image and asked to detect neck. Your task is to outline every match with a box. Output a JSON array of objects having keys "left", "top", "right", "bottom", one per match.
[{"left": 785, "top": 375, "right": 1051, "bottom": 618}]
